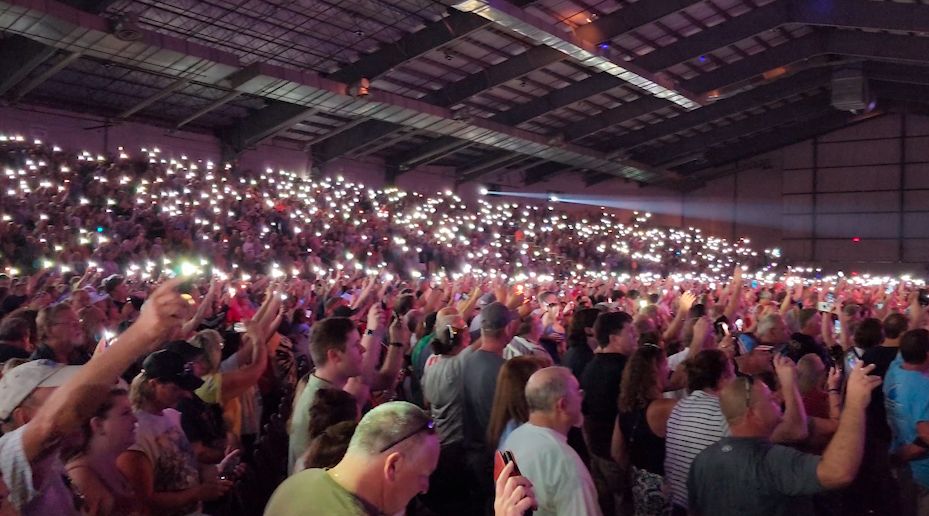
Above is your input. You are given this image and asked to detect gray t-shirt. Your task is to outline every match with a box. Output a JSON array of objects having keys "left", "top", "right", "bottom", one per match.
[
  {"left": 288, "top": 374, "right": 336, "bottom": 474},
  {"left": 460, "top": 348, "right": 504, "bottom": 450},
  {"left": 422, "top": 350, "right": 467, "bottom": 446},
  {"left": 688, "top": 437, "right": 823, "bottom": 516}
]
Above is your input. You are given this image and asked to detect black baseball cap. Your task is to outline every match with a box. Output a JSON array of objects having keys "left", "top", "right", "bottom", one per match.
[
  {"left": 141, "top": 350, "right": 204, "bottom": 391},
  {"left": 164, "top": 339, "right": 203, "bottom": 361}
]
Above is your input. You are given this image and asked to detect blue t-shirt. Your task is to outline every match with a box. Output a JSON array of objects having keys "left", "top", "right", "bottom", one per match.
[{"left": 884, "top": 356, "right": 929, "bottom": 488}]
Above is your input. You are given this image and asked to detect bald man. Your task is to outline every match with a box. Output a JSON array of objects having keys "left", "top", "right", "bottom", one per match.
[
  {"left": 501, "top": 367, "right": 602, "bottom": 516},
  {"left": 688, "top": 362, "right": 881, "bottom": 516}
]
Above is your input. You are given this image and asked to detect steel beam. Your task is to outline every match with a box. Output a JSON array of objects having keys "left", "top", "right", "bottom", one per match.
[
  {"left": 524, "top": 162, "right": 572, "bottom": 186},
  {"left": 174, "top": 90, "right": 242, "bottom": 130},
  {"left": 792, "top": 0, "right": 929, "bottom": 33},
  {"left": 9, "top": 50, "right": 80, "bottom": 102},
  {"left": 456, "top": 152, "right": 525, "bottom": 184},
  {"left": 634, "top": 1, "right": 790, "bottom": 72},
  {"left": 220, "top": 100, "right": 318, "bottom": 151},
  {"left": 678, "top": 110, "right": 858, "bottom": 185},
  {"left": 117, "top": 77, "right": 188, "bottom": 119},
  {"left": 327, "top": 10, "right": 490, "bottom": 84},
  {"left": 610, "top": 68, "right": 830, "bottom": 151},
  {"left": 323, "top": 0, "right": 705, "bottom": 165},
  {"left": 57, "top": 0, "right": 115, "bottom": 13},
  {"left": 0, "top": 36, "right": 56, "bottom": 96},
  {"left": 392, "top": 137, "right": 474, "bottom": 170},
  {"left": 574, "top": 0, "right": 704, "bottom": 46},
  {"left": 563, "top": 97, "right": 669, "bottom": 142},
  {"left": 635, "top": 94, "right": 832, "bottom": 165}
]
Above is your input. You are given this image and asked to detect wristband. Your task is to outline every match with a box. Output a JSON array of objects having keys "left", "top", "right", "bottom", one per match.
[
  {"left": 389, "top": 342, "right": 404, "bottom": 348},
  {"left": 828, "top": 389, "right": 841, "bottom": 394}
]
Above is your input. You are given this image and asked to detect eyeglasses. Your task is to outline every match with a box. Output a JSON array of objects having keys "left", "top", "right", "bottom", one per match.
[{"left": 378, "top": 418, "right": 436, "bottom": 454}]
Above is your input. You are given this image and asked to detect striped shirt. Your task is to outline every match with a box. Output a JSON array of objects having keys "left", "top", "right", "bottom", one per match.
[{"left": 665, "top": 390, "right": 729, "bottom": 509}]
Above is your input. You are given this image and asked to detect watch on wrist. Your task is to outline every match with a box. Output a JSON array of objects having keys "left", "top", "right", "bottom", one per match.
[{"left": 365, "top": 328, "right": 376, "bottom": 336}]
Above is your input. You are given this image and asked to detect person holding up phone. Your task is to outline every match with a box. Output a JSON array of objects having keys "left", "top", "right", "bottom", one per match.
[{"left": 500, "top": 367, "right": 601, "bottom": 516}]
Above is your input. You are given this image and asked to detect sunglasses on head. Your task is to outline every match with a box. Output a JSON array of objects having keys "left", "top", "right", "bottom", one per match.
[{"left": 378, "top": 418, "right": 436, "bottom": 453}]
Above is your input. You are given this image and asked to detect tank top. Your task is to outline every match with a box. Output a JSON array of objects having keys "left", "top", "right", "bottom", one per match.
[{"left": 618, "top": 402, "right": 666, "bottom": 475}]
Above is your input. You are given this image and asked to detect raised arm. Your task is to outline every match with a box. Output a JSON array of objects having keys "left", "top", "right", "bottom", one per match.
[
  {"left": 816, "top": 363, "right": 881, "bottom": 489},
  {"left": 23, "top": 279, "right": 188, "bottom": 462},
  {"left": 771, "top": 355, "right": 810, "bottom": 443}
]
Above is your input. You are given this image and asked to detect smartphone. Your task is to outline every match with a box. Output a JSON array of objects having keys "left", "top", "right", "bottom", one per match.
[
  {"left": 825, "top": 292, "right": 836, "bottom": 304},
  {"left": 498, "top": 451, "right": 533, "bottom": 516},
  {"left": 817, "top": 302, "right": 834, "bottom": 313},
  {"left": 720, "top": 322, "right": 730, "bottom": 336},
  {"left": 734, "top": 318, "right": 744, "bottom": 332},
  {"left": 501, "top": 450, "right": 521, "bottom": 475},
  {"left": 920, "top": 289, "right": 929, "bottom": 307},
  {"left": 834, "top": 319, "right": 842, "bottom": 335}
]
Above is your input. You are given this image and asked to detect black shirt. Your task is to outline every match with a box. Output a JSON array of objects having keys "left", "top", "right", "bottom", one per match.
[
  {"left": 0, "top": 342, "right": 29, "bottom": 363},
  {"left": 580, "top": 352, "right": 628, "bottom": 457},
  {"left": 861, "top": 345, "right": 899, "bottom": 444},
  {"left": 563, "top": 343, "right": 594, "bottom": 380}
]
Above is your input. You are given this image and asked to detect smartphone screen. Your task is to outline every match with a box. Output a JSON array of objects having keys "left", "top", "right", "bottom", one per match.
[{"left": 834, "top": 319, "right": 842, "bottom": 334}]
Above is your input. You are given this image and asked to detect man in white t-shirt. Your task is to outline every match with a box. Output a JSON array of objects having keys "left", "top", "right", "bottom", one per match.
[{"left": 502, "top": 366, "right": 601, "bottom": 516}]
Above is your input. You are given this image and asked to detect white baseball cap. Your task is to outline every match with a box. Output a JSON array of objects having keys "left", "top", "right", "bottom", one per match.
[{"left": 0, "top": 360, "right": 81, "bottom": 420}]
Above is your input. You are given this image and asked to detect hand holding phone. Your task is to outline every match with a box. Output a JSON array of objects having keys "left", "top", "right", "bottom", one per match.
[{"left": 494, "top": 451, "right": 535, "bottom": 516}]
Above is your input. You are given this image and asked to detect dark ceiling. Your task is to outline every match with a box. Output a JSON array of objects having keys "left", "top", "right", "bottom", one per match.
[{"left": 1, "top": 0, "right": 928, "bottom": 189}]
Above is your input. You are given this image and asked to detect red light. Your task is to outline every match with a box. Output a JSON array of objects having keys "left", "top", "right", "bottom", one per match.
[{"left": 852, "top": 237, "right": 861, "bottom": 243}]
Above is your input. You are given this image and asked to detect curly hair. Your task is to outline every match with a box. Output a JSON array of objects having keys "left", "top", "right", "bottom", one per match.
[{"left": 618, "top": 345, "right": 665, "bottom": 412}]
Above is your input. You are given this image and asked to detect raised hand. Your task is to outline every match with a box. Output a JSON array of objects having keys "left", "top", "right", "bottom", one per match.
[
  {"left": 844, "top": 361, "right": 881, "bottom": 409},
  {"left": 493, "top": 461, "right": 536, "bottom": 516}
]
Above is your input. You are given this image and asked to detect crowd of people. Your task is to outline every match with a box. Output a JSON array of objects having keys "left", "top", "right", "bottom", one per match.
[{"left": 0, "top": 136, "right": 927, "bottom": 516}]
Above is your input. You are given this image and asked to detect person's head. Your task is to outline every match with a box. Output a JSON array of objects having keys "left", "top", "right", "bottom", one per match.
[
  {"left": 130, "top": 350, "right": 204, "bottom": 412},
  {"left": 103, "top": 274, "right": 128, "bottom": 301},
  {"left": 883, "top": 313, "right": 908, "bottom": 340},
  {"left": 340, "top": 402, "right": 439, "bottom": 515},
  {"left": 538, "top": 291, "right": 557, "bottom": 312},
  {"left": 393, "top": 294, "right": 416, "bottom": 317},
  {"left": 431, "top": 313, "right": 469, "bottom": 355},
  {"left": 481, "top": 302, "right": 515, "bottom": 347},
  {"left": 303, "top": 421, "right": 357, "bottom": 470},
  {"left": 685, "top": 349, "right": 734, "bottom": 393},
  {"left": 487, "top": 356, "right": 544, "bottom": 449},
  {"left": 756, "top": 313, "right": 789, "bottom": 345},
  {"left": 618, "top": 344, "right": 668, "bottom": 412},
  {"left": 0, "top": 315, "right": 31, "bottom": 349},
  {"left": 593, "top": 311, "right": 636, "bottom": 354},
  {"left": 524, "top": 366, "right": 583, "bottom": 434},
  {"left": 568, "top": 308, "right": 601, "bottom": 345},
  {"left": 0, "top": 359, "right": 81, "bottom": 432},
  {"left": 514, "top": 313, "right": 543, "bottom": 342},
  {"left": 719, "top": 376, "right": 783, "bottom": 437},
  {"left": 796, "top": 353, "right": 827, "bottom": 394},
  {"left": 188, "top": 329, "right": 224, "bottom": 375},
  {"left": 64, "top": 388, "right": 136, "bottom": 460},
  {"left": 307, "top": 388, "right": 359, "bottom": 440},
  {"left": 309, "top": 317, "right": 364, "bottom": 379},
  {"left": 853, "top": 318, "right": 884, "bottom": 350},
  {"left": 36, "top": 302, "right": 82, "bottom": 352},
  {"left": 797, "top": 309, "right": 821, "bottom": 336},
  {"left": 900, "top": 329, "right": 929, "bottom": 369}
]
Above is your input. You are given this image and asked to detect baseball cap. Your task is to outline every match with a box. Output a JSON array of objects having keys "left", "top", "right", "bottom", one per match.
[
  {"left": 0, "top": 360, "right": 82, "bottom": 420},
  {"left": 164, "top": 339, "right": 204, "bottom": 361},
  {"left": 102, "top": 275, "right": 125, "bottom": 294},
  {"left": 481, "top": 302, "right": 514, "bottom": 331},
  {"left": 141, "top": 350, "right": 204, "bottom": 391},
  {"left": 476, "top": 293, "right": 496, "bottom": 308}
]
